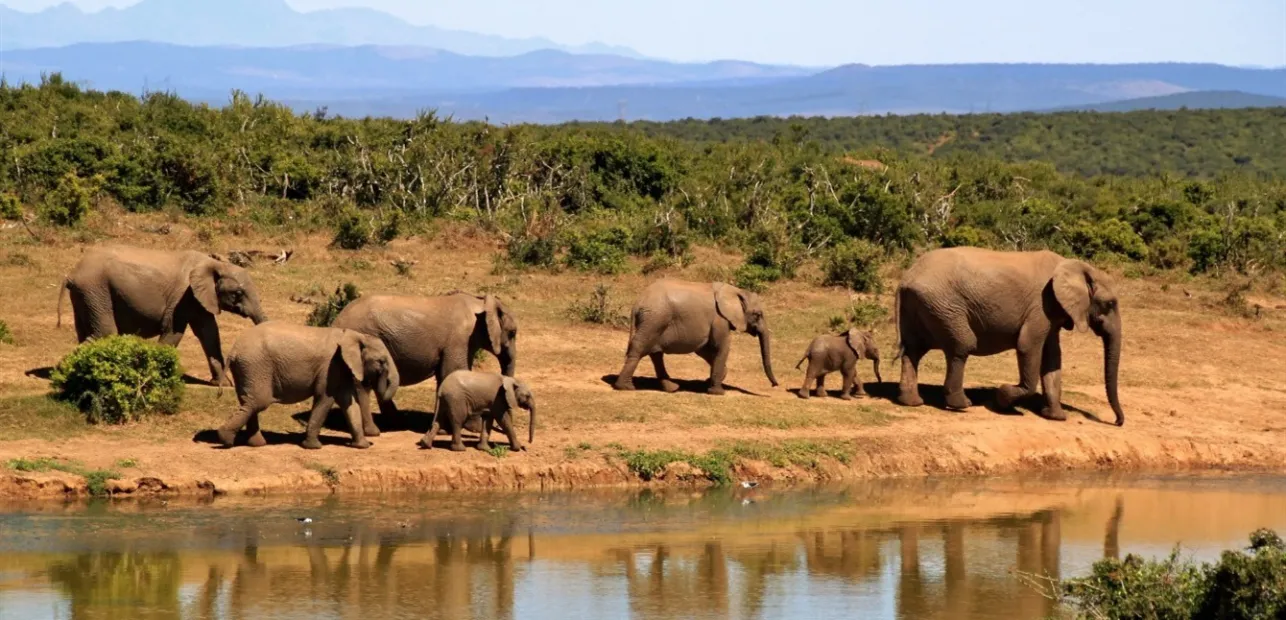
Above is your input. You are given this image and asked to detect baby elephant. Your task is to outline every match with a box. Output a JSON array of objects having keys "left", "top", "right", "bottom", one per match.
[
  {"left": 422, "top": 371, "right": 535, "bottom": 452},
  {"left": 218, "top": 322, "right": 400, "bottom": 450},
  {"left": 795, "top": 328, "right": 883, "bottom": 399}
]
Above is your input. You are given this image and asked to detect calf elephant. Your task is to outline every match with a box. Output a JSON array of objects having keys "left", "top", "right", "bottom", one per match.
[
  {"left": 795, "top": 328, "right": 883, "bottom": 399},
  {"left": 894, "top": 247, "right": 1125, "bottom": 425},
  {"left": 58, "top": 245, "right": 267, "bottom": 384},
  {"left": 421, "top": 370, "right": 535, "bottom": 452},
  {"left": 217, "top": 322, "right": 399, "bottom": 449},
  {"left": 612, "top": 279, "right": 778, "bottom": 395},
  {"left": 332, "top": 291, "right": 517, "bottom": 436}
]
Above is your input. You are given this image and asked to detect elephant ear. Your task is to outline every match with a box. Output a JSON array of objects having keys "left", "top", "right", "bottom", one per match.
[
  {"left": 483, "top": 294, "right": 504, "bottom": 352},
  {"left": 1053, "top": 260, "right": 1093, "bottom": 332},
  {"left": 337, "top": 331, "right": 365, "bottom": 383},
  {"left": 713, "top": 283, "right": 748, "bottom": 332},
  {"left": 188, "top": 261, "right": 222, "bottom": 316},
  {"left": 500, "top": 377, "right": 520, "bottom": 411},
  {"left": 845, "top": 328, "right": 864, "bottom": 358}
]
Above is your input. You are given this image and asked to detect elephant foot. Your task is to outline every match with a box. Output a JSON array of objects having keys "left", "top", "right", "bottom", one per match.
[
  {"left": 945, "top": 393, "right": 972, "bottom": 411},
  {"left": 612, "top": 379, "right": 636, "bottom": 391},
  {"left": 449, "top": 442, "right": 467, "bottom": 452},
  {"left": 797, "top": 390, "right": 810, "bottom": 400},
  {"left": 246, "top": 432, "right": 267, "bottom": 448},
  {"left": 897, "top": 391, "right": 925, "bottom": 407},
  {"left": 301, "top": 437, "right": 323, "bottom": 450},
  {"left": 994, "top": 385, "right": 1028, "bottom": 410},
  {"left": 216, "top": 429, "right": 238, "bottom": 448},
  {"left": 707, "top": 384, "right": 726, "bottom": 396},
  {"left": 1041, "top": 406, "right": 1068, "bottom": 422},
  {"left": 512, "top": 443, "right": 528, "bottom": 452},
  {"left": 839, "top": 393, "right": 853, "bottom": 401},
  {"left": 363, "top": 425, "right": 381, "bottom": 438},
  {"left": 349, "top": 439, "right": 372, "bottom": 449},
  {"left": 417, "top": 436, "right": 434, "bottom": 450},
  {"left": 659, "top": 379, "right": 680, "bottom": 393}
]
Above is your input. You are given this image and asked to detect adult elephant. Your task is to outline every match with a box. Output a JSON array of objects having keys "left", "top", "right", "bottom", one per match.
[
  {"left": 58, "top": 246, "right": 268, "bottom": 384},
  {"left": 612, "top": 279, "right": 778, "bottom": 395},
  {"left": 894, "top": 247, "right": 1125, "bottom": 426},
  {"left": 331, "top": 291, "right": 517, "bottom": 436}
]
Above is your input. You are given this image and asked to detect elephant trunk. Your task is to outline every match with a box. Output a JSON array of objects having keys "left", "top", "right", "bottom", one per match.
[
  {"left": 379, "top": 366, "right": 400, "bottom": 403},
  {"left": 758, "top": 330, "right": 779, "bottom": 387},
  {"left": 1102, "top": 314, "right": 1124, "bottom": 427},
  {"left": 499, "top": 344, "right": 516, "bottom": 377},
  {"left": 527, "top": 402, "right": 536, "bottom": 444}
]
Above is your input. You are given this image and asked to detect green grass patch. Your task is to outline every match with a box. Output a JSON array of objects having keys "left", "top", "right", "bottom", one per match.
[
  {"left": 612, "top": 439, "right": 856, "bottom": 485},
  {"left": 485, "top": 445, "right": 510, "bottom": 458},
  {"left": 0, "top": 395, "right": 93, "bottom": 440},
  {"left": 4, "top": 456, "right": 121, "bottom": 496},
  {"left": 305, "top": 462, "right": 340, "bottom": 486},
  {"left": 562, "top": 442, "right": 594, "bottom": 460},
  {"left": 114, "top": 458, "right": 138, "bottom": 469}
]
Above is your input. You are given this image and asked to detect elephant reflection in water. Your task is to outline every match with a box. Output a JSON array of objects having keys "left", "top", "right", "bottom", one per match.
[
  {"left": 189, "top": 520, "right": 522, "bottom": 620},
  {"left": 45, "top": 551, "right": 183, "bottom": 620},
  {"left": 615, "top": 542, "right": 732, "bottom": 619}
]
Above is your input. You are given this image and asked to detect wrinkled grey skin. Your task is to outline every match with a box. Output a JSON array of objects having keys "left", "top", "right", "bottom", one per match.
[
  {"left": 795, "top": 328, "right": 883, "bottom": 400},
  {"left": 420, "top": 371, "right": 535, "bottom": 453},
  {"left": 217, "top": 322, "right": 399, "bottom": 450},
  {"left": 58, "top": 246, "right": 268, "bottom": 384},
  {"left": 332, "top": 292, "right": 517, "bottom": 437},
  {"left": 612, "top": 279, "right": 778, "bottom": 395},
  {"left": 895, "top": 247, "right": 1125, "bottom": 426}
]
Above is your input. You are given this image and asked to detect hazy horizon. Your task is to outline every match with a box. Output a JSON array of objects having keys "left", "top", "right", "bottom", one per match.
[{"left": 1, "top": 0, "right": 1283, "bottom": 67}]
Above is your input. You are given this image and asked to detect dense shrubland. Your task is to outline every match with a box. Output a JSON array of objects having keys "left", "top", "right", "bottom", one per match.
[{"left": 2, "top": 75, "right": 1284, "bottom": 291}]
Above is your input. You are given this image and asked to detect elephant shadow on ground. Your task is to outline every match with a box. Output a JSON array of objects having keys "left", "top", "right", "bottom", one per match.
[
  {"left": 24, "top": 367, "right": 54, "bottom": 380},
  {"left": 866, "top": 382, "right": 1114, "bottom": 424},
  {"left": 191, "top": 427, "right": 354, "bottom": 449},
  {"left": 599, "top": 375, "right": 763, "bottom": 396},
  {"left": 289, "top": 409, "right": 435, "bottom": 435}
]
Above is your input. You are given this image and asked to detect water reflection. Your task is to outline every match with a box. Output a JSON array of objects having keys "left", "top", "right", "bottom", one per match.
[{"left": 3, "top": 474, "right": 1286, "bottom": 620}]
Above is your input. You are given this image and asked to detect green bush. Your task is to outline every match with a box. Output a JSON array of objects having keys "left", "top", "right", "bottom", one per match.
[
  {"left": 565, "top": 226, "right": 631, "bottom": 274},
  {"left": 306, "top": 283, "right": 361, "bottom": 327},
  {"left": 567, "top": 284, "right": 629, "bottom": 327},
  {"left": 332, "top": 210, "right": 373, "bottom": 250},
  {"left": 0, "top": 193, "right": 21, "bottom": 220},
  {"left": 940, "top": 225, "right": 992, "bottom": 248},
  {"left": 504, "top": 232, "right": 560, "bottom": 270},
  {"left": 1059, "top": 529, "right": 1286, "bottom": 620},
  {"left": 1066, "top": 218, "right": 1149, "bottom": 261},
  {"left": 0, "top": 319, "right": 12, "bottom": 345},
  {"left": 733, "top": 263, "right": 781, "bottom": 293},
  {"left": 822, "top": 239, "right": 885, "bottom": 293},
  {"left": 50, "top": 335, "right": 184, "bottom": 424},
  {"left": 41, "top": 172, "right": 100, "bottom": 226}
]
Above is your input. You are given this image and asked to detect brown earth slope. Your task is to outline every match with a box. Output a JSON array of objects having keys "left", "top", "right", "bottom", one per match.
[{"left": 1, "top": 214, "right": 1284, "bottom": 499}]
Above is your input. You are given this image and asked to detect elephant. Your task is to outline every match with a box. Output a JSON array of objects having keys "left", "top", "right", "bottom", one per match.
[
  {"left": 331, "top": 291, "right": 517, "bottom": 437},
  {"left": 420, "top": 370, "right": 535, "bottom": 452},
  {"left": 894, "top": 247, "right": 1125, "bottom": 425},
  {"left": 612, "top": 279, "right": 778, "bottom": 395},
  {"left": 57, "top": 245, "right": 267, "bottom": 384},
  {"left": 794, "top": 328, "right": 883, "bottom": 399},
  {"left": 216, "top": 322, "right": 399, "bottom": 449}
]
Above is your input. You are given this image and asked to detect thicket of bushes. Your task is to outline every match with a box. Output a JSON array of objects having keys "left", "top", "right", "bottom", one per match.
[
  {"left": 1057, "top": 528, "right": 1286, "bottom": 620},
  {"left": 3, "top": 75, "right": 1285, "bottom": 291},
  {"left": 49, "top": 335, "right": 184, "bottom": 424}
]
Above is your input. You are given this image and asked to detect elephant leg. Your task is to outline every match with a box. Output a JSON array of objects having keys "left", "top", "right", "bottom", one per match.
[
  {"left": 705, "top": 342, "right": 730, "bottom": 396},
  {"left": 419, "top": 413, "right": 441, "bottom": 450},
  {"left": 1040, "top": 337, "right": 1066, "bottom": 421},
  {"left": 190, "top": 313, "right": 226, "bottom": 385},
  {"left": 651, "top": 353, "right": 679, "bottom": 393},
  {"left": 944, "top": 354, "right": 972, "bottom": 410},
  {"left": 613, "top": 341, "right": 646, "bottom": 391},
  {"left": 840, "top": 366, "right": 855, "bottom": 400},
  {"left": 815, "top": 374, "right": 827, "bottom": 398},
  {"left": 849, "top": 361, "right": 866, "bottom": 397},
  {"left": 302, "top": 396, "right": 334, "bottom": 450},
  {"left": 218, "top": 400, "right": 266, "bottom": 448},
  {"left": 449, "top": 417, "right": 467, "bottom": 452},
  {"left": 996, "top": 347, "right": 1041, "bottom": 410},
  {"left": 355, "top": 386, "right": 380, "bottom": 437},
  {"left": 337, "top": 392, "right": 371, "bottom": 450},
  {"left": 897, "top": 348, "right": 926, "bottom": 407},
  {"left": 244, "top": 410, "right": 266, "bottom": 448},
  {"left": 499, "top": 410, "right": 526, "bottom": 452},
  {"left": 477, "top": 416, "right": 493, "bottom": 452},
  {"left": 158, "top": 330, "right": 185, "bottom": 348},
  {"left": 798, "top": 363, "right": 814, "bottom": 399}
]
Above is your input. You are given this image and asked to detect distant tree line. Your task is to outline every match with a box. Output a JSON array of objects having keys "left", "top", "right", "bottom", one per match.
[{"left": 2, "top": 75, "right": 1284, "bottom": 290}]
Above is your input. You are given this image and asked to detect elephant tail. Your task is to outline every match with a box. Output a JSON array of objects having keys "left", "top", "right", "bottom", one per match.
[
  {"left": 56, "top": 277, "right": 70, "bottom": 328},
  {"left": 794, "top": 353, "right": 808, "bottom": 371}
]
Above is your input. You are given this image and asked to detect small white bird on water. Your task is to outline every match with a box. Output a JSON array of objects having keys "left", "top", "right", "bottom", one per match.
[{"left": 295, "top": 517, "right": 313, "bottom": 524}]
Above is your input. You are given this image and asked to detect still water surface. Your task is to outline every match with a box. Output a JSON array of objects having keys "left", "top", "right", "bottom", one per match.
[{"left": 2, "top": 473, "right": 1285, "bottom": 620}]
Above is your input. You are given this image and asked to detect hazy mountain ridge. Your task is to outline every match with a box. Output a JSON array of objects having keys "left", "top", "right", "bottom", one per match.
[
  {"left": 0, "top": 0, "right": 642, "bottom": 57},
  {"left": 1046, "top": 90, "right": 1286, "bottom": 112}
]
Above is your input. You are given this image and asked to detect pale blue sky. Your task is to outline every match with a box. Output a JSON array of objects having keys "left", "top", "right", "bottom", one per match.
[{"left": 5, "top": 0, "right": 1285, "bottom": 66}]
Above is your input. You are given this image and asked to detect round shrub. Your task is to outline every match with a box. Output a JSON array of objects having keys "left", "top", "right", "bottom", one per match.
[
  {"left": 822, "top": 239, "right": 885, "bottom": 293},
  {"left": 50, "top": 335, "right": 184, "bottom": 424}
]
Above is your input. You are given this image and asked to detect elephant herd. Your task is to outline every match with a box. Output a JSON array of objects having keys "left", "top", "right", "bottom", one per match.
[{"left": 54, "top": 243, "right": 1125, "bottom": 453}]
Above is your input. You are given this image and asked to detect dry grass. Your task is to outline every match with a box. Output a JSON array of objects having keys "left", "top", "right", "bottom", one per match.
[{"left": 2, "top": 213, "right": 1286, "bottom": 490}]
